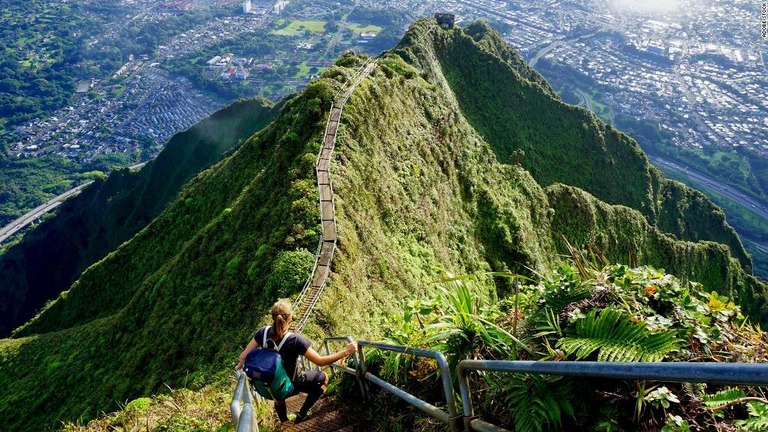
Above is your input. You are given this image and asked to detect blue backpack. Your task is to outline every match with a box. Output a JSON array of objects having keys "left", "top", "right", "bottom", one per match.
[{"left": 243, "top": 327, "right": 294, "bottom": 400}]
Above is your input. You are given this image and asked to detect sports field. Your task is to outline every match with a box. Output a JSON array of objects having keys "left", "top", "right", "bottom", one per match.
[{"left": 271, "top": 19, "right": 327, "bottom": 36}]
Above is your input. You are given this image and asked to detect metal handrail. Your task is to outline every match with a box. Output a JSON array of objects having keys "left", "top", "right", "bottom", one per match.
[
  {"left": 358, "top": 340, "right": 462, "bottom": 432},
  {"left": 331, "top": 57, "right": 373, "bottom": 103},
  {"left": 456, "top": 360, "right": 768, "bottom": 432},
  {"left": 323, "top": 336, "right": 358, "bottom": 376},
  {"left": 294, "top": 103, "right": 339, "bottom": 333},
  {"left": 231, "top": 371, "right": 259, "bottom": 432},
  {"left": 338, "top": 58, "right": 372, "bottom": 105},
  {"left": 309, "top": 338, "right": 768, "bottom": 432},
  {"left": 232, "top": 60, "right": 377, "bottom": 428},
  {"left": 229, "top": 342, "right": 768, "bottom": 432}
]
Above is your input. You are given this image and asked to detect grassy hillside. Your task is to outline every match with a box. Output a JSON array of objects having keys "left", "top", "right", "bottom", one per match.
[
  {"left": 546, "top": 184, "right": 766, "bottom": 317},
  {"left": 1, "top": 20, "right": 766, "bottom": 431},
  {"left": 0, "top": 98, "right": 276, "bottom": 338}
]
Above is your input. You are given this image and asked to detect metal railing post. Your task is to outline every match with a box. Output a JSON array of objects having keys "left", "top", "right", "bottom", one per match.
[
  {"left": 321, "top": 336, "right": 369, "bottom": 398},
  {"left": 357, "top": 343, "right": 371, "bottom": 399},
  {"left": 457, "top": 363, "right": 475, "bottom": 432},
  {"left": 231, "top": 371, "right": 259, "bottom": 432},
  {"left": 358, "top": 341, "right": 461, "bottom": 432}
]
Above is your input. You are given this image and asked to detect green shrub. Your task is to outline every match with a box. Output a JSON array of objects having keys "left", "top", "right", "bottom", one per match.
[{"left": 264, "top": 249, "right": 315, "bottom": 297}]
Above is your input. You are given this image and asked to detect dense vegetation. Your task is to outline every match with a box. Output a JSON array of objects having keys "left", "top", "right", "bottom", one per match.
[
  {"left": 1, "top": 19, "right": 766, "bottom": 431},
  {"left": 417, "top": 21, "right": 751, "bottom": 273},
  {"left": 364, "top": 261, "right": 768, "bottom": 431},
  {"left": 0, "top": 61, "right": 342, "bottom": 431},
  {"left": 536, "top": 54, "right": 768, "bottom": 279},
  {"left": 0, "top": 98, "right": 276, "bottom": 338},
  {"left": 0, "top": 153, "right": 130, "bottom": 226}
]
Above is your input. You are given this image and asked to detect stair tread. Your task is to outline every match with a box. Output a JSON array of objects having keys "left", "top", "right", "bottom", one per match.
[{"left": 277, "top": 395, "right": 357, "bottom": 432}]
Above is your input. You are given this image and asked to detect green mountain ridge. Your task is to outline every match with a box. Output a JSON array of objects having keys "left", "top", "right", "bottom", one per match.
[
  {"left": 1, "top": 19, "right": 766, "bottom": 431},
  {"left": 0, "top": 97, "right": 276, "bottom": 338},
  {"left": 428, "top": 20, "right": 750, "bottom": 270}
]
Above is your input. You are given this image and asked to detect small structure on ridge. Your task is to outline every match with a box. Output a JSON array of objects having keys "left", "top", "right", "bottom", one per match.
[{"left": 435, "top": 13, "right": 455, "bottom": 29}]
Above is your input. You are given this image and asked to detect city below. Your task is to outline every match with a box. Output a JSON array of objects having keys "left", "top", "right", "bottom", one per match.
[{"left": 8, "top": 0, "right": 768, "bottom": 166}]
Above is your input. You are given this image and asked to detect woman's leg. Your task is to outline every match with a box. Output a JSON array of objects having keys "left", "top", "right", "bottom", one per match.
[
  {"left": 292, "top": 370, "right": 328, "bottom": 421},
  {"left": 274, "top": 399, "right": 288, "bottom": 422}
]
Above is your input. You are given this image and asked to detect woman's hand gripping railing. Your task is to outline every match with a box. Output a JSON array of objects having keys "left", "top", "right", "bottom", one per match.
[{"left": 322, "top": 336, "right": 367, "bottom": 398}]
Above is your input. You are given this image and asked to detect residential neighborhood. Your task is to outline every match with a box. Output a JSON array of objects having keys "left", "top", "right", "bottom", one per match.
[
  {"left": 7, "top": 0, "right": 768, "bottom": 170},
  {"left": 443, "top": 0, "right": 767, "bottom": 155},
  {"left": 12, "top": 64, "right": 221, "bottom": 161}
]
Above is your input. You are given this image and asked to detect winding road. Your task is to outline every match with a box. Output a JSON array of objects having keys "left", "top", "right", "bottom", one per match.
[
  {"left": 575, "top": 88, "right": 592, "bottom": 111},
  {"left": 649, "top": 154, "right": 768, "bottom": 252},
  {"left": 649, "top": 154, "right": 768, "bottom": 221}
]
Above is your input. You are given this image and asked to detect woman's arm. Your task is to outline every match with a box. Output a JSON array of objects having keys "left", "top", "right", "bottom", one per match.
[
  {"left": 303, "top": 342, "right": 357, "bottom": 367},
  {"left": 235, "top": 338, "right": 259, "bottom": 370}
]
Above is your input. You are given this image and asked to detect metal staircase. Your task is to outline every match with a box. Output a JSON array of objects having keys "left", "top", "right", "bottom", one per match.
[
  {"left": 292, "top": 59, "right": 377, "bottom": 333},
  {"left": 232, "top": 59, "right": 376, "bottom": 432},
  {"left": 230, "top": 56, "right": 768, "bottom": 432}
]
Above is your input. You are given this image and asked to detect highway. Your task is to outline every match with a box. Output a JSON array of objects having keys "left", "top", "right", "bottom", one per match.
[
  {"left": 0, "top": 181, "right": 94, "bottom": 244},
  {"left": 528, "top": 27, "right": 607, "bottom": 68},
  {"left": 649, "top": 154, "right": 768, "bottom": 252},
  {"left": 648, "top": 154, "right": 768, "bottom": 221},
  {"left": 575, "top": 88, "right": 592, "bottom": 111},
  {"left": 0, "top": 162, "right": 147, "bottom": 245}
]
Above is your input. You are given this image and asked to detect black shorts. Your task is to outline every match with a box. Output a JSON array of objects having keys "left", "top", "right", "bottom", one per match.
[{"left": 292, "top": 370, "right": 327, "bottom": 395}]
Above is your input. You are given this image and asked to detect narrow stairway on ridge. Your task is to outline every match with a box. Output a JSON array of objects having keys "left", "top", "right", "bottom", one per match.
[
  {"left": 291, "top": 59, "right": 377, "bottom": 334},
  {"left": 255, "top": 59, "right": 377, "bottom": 432}
]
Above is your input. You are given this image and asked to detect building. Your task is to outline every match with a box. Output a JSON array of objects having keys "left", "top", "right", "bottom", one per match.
[
  {"left": 274, "top": 0, "right": 288, "bottom": 14},
  {"left": 243, "top": 0, "right": 252, "bottom": 13},
  {"left": 435, "top": 13, "right": 455, "bottom": 29}
]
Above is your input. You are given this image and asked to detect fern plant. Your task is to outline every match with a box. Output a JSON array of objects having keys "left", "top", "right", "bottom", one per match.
[
  {"left": 490, "top": 373, "right": 579, "bottom": 432},
  {"left": 736, "top": 402, "right": 768, "bottom": 431},
  {"left": 702, "top": 388, "right": 746, "bottom": 410},
  {"left": 703, "top": 388, "right": 768, "bottom": 431},
  {"left": 557, "top": 308, "right": 681, "bottom": 362}
]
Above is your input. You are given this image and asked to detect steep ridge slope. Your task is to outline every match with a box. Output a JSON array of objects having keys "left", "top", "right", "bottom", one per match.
[
  {"left": 546, "top": 184, "right": 762, "bottom": 314},
  {"left": 0, "top": 77, "right": 336, "bottom": 430},
  {"left": 1, "top": 22, "right": 766, "bottom": 431},
  {"left": 422, "top": 20, "right": 751, "bottom": 271},
  {"left": 312, "top": 20, "right": 766, "bottom": 337},
  {"left": 0, "top": 98, "right": 276, "bottom": 338}
]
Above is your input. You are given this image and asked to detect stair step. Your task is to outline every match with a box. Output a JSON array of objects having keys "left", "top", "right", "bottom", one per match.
[{"left": 276, "top": 394, "right": 356, "bottom": 432}]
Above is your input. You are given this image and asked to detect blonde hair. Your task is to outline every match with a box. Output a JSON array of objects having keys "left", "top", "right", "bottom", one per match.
[{"left": 270, "top": 299, "right": 292, "bottom": 340}]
